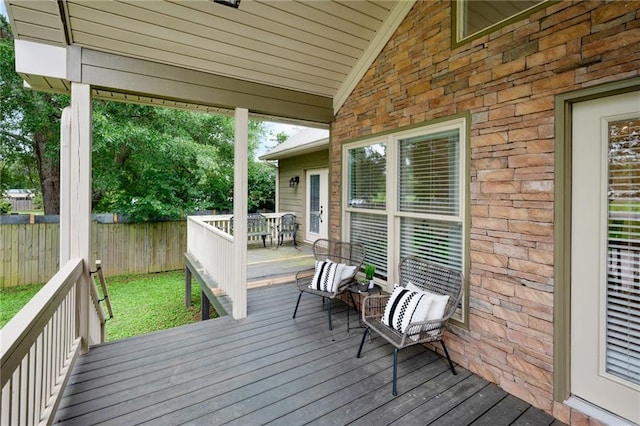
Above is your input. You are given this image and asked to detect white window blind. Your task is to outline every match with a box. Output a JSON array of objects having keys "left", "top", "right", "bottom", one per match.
[
  {"left": 399, "top": 130, "right": 460, "bottom": 216},
  {"left": 348, "top": 144, "right": 386, "bottom": 210},
  {"left": 400, "top": 218, "right": 463, "bottom": 270},
  {"left": 350, "top": 212, "right": 388, "bottom": 278},
  {"left": 606, "top": 117, "right": 640, "bottom": 385}
]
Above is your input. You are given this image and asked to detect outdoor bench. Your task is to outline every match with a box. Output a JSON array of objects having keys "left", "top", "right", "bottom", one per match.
[{"left": 231, "top": 213, "right": 272, "bottom": 247}]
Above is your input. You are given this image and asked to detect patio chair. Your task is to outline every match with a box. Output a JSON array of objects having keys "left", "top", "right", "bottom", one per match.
[
  {"left": 292, "top": 238, "right": 366, "bottom": 330},
  {"left": 356, "top": 256, "right": 463, "bottom": 395},
  {"left": 276, "top": 213, "right": 299, "bottom": 247}
]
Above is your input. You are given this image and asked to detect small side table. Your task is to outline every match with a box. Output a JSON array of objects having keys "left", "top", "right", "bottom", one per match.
[{"left": 347, "top": 282, "right": 382, "bottom": 333}]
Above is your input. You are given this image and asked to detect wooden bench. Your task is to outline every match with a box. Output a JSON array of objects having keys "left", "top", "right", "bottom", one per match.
[{"left": 231, "top": 213, "right": 272, "bottom": 247}]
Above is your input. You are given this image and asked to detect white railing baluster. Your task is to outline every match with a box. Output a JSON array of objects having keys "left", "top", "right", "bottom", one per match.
[{"left": 0, "top": 259, "right": 85, "bottom": 425}]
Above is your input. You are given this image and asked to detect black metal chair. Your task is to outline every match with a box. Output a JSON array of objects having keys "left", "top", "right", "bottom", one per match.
[
  {"left": 276, "top": 213, "right": 299, "bottom": 247},
  {"left": 292, "top": 239, "right": 366, "bottom": 330},
  {"left": 356, "top": 256, "right": 463, "bottom": 395}
]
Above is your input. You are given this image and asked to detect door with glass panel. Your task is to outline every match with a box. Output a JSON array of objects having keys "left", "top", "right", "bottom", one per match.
[
  {"left": 571, "top": 91, "right": 640, "bottom": 424},
  {"left": 305, "top": 169, "right": 328, "bottom": 243}
]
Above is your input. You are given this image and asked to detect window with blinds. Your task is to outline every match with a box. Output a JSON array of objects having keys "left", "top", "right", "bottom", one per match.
[
  {"left": 344, "top": 118, "right": 467, "bottom": 324},
  {"left": 348, "top": 144, "right": 386, "bottom": 211},
  {"left": 606, "top": 116, "right": 640, "bottom": 385},
  {"left": 350, "top": 212, "right": 388, "bottom": 279},
  {"left": 399, "top": 130, "right": 460, "bottom": 216}
]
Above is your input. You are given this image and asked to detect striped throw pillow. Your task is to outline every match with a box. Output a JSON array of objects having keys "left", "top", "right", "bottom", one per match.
[
  {"left": 309, "top": 260, "right": 345, "bottom": 293},
  {"left": 382, "top": 287, "right": 433, "bottom": 334}
]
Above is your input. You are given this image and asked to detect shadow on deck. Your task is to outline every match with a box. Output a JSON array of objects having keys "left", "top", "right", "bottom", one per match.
[{"left": 54, "top": 282, "right": 563, "bottom": 425}]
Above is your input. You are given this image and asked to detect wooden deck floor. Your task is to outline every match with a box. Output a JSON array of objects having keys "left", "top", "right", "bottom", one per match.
[{"left": 54, "top": 283, "right": 563, "bottom": 425}]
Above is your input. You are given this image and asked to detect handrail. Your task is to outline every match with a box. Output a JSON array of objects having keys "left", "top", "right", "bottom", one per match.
[
  {"left": 93, "top": 260, "right": 114, "bottom": 320},
  {"left": 186, "top": 212, "right": 294, "bottom": 320},
  {"left": 89, "top": 260, "right": 113, "bottom": 344},
  {"left": 0, "top": 258, "right": 83, "bottom": 424}
]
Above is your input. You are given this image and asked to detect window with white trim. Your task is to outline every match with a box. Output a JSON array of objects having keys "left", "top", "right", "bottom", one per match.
[{"left": 344, "top": 117, "right": 468, "bottom": 323}]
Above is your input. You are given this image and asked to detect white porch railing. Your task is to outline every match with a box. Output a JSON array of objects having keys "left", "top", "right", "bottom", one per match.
[
  {"left": 186, "top": 213, "right": 292, "bottom": 319},
  {"left": 0, "top": 259, "right": 106, "bottom": 425}
]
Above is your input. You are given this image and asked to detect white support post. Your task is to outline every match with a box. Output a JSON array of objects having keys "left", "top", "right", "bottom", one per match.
[
  {"left": 59, "top": 107, "right": 71, "bottom": 263},
  {"left": 275, "top": 167, "right": 280, "bottom": 213},
  {"left": 232, "top": 107, "right": 248, "bottom": 319},
  {"left": 68, "top": 82, "right": 93, "bottom": 353}
]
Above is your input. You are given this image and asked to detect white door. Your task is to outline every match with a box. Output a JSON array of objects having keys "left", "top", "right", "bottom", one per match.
[
  {"left": 571, "top": 91, "right": 640, "bottom": 424},
  {"left": 306, "top": 169, "right": 328, "bottom": 242}
]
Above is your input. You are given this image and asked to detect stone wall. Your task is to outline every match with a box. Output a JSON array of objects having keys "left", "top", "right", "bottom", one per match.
[{"left": 331, "top": 1, "right": 640, "bottom": 423}]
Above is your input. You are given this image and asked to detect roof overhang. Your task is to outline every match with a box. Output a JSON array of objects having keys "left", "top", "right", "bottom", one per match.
[
  {"left": 259, "top": 137, "right": 329, "bottom": 161},
  {"left": 6, "top": 0, "right": 416, "bottom": 124}
]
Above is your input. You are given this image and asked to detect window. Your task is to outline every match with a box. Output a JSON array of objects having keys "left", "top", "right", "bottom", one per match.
[
  {"left": 399, "top": 130, "right": 463, "bottom": 270},
  {"left": 344, "top": 117, "right": 468, "bottom": 323},
  {"left": 453, "top": 0, "right": 549, "bottom": 47},
  {"left": 347, "top": 143, "right": 389, "bottom": 277}
]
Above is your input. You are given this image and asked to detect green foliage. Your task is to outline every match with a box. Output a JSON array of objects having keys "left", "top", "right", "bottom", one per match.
[
  {"left": 364, "top": 263, "right": 376, "bottom": 280},
  {"left": 91, "top": 101, "right": 274, "bottom": 221},
  {"left": 2, "top": 16, "right": 275, "bottom": 219},
  {"left": 1, "top": 15, "right": 68, "bottom": 211},
  {"left": 0, "top": 198, "right": 12, "bottom": 214}
]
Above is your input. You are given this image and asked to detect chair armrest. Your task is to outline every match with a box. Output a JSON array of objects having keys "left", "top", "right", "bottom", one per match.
[
  {"left": 295, "top": 268, "right": 315, "bottom": 289},
  {"left": 361, "top": 294, "right": 390, "bottom": 321}
]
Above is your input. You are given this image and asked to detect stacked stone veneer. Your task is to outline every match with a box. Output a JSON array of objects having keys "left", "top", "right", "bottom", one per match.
[{"left": 331, "top": 1, "right": 640, "bottom": 423}]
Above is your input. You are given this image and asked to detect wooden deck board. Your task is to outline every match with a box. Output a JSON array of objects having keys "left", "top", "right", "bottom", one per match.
[{"left": 54, "top": 283, "right": 561, "bottom": 425}]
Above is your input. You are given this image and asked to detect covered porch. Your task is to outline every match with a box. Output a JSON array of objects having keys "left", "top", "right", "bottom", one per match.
[{"left": 53, "top": 282, "right": 561, "bottom": 426}]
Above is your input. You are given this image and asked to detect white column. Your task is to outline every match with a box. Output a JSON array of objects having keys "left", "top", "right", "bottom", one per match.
[
  {"left": 59, "top": 107, "right": 71, "bottom": 263},
  {"left": 275, "top": 167, "right": 280, "bottom": 213},
  {"left": 68, "top": 82, "right": 92, "bottom": 353},
  {"left": 232, "top": 107, "right": 248, "bottom": 319}
]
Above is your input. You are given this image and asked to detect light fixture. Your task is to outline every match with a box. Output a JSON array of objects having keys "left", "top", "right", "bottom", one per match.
[
  {"left": 289, "top": 176, "right": 300, "bottom": 188},
  {"left": 213, "top": 0, "right": 240, "bottom": 8}
]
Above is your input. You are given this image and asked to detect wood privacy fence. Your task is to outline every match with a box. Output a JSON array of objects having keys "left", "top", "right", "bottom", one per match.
[{"left": 0, "top": 220, "right": 187, "bottom": 287}]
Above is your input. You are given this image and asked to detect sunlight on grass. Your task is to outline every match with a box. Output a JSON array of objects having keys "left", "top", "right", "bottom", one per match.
[{"left": 0, "top": 271, "right": 215, "bottom": 342}]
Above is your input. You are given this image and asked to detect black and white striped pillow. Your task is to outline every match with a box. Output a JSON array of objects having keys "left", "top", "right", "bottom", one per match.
[
  {"left": 309, "top": 260, "right": 345, "bottom": 292},
  {"left": 382, "top": 287, "right": 433, "bottom": 334}
]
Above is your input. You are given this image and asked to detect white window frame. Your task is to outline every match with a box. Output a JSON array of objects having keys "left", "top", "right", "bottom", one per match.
[{"left": 342, "top": 117, "right": 468, "bottom": 324}]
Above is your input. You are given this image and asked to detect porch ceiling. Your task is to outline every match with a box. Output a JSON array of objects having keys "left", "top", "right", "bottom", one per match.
[{"left": 5, "top": 0, "right": 415, "bottom": 124}]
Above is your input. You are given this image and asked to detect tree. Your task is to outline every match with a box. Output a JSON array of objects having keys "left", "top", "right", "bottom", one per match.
[
  {"left": 1, "top": 15, "right": 68, "bottom": 214},
  {"left": 92, "top": 101, "right": 272, "bottom": 220},
  {"left": 2, "top": 15, "right": 275, "bottom": 220}
]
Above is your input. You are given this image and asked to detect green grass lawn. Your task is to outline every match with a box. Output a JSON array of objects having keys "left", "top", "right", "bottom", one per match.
[{"left": 0, "top": 271, "right": 215, "bottom": 342}]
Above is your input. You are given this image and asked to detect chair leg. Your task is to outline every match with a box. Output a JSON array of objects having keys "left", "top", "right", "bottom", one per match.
[
  {"left": 327, "top": 298, "right": 332, "bottom": 330},
  {"left": 392, "top": 348, "right": 398, "bottom": 396},
  {"left": 293, "top": 292, "right": 302, "bottom": 319},
  {"left": 440, "top": 340, "right": 457, "bottom": 375},
  {"left": 356, "top": 328, "right": 369, "bottom": 358}
]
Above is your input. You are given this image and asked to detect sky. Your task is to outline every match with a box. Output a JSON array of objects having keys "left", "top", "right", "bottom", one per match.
[{"left": 0, "top": 3, "right": 6, "bottom": 18}]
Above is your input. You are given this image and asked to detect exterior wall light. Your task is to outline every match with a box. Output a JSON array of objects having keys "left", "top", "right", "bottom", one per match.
[
  {"left": 213, "top": 0, "right": 240, "bottom": 8},
  {"left": 289, "top": 176, "right": 300, "bottom": 187}
]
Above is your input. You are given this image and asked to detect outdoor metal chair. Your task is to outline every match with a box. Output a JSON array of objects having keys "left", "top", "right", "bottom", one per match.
[
  {"left": 356, "top": 256, "right": 463, "bottom": 395},
  {"left": 292, "top": 238, "right": 366, "bottom": 330},
  {"left": 276, "top": 213, "right": 299, "bottom": 247}
]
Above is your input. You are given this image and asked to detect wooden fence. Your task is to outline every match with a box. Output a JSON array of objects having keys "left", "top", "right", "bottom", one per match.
[{"left": 0, "top": 220, "right": 187, "bottom": 287}]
